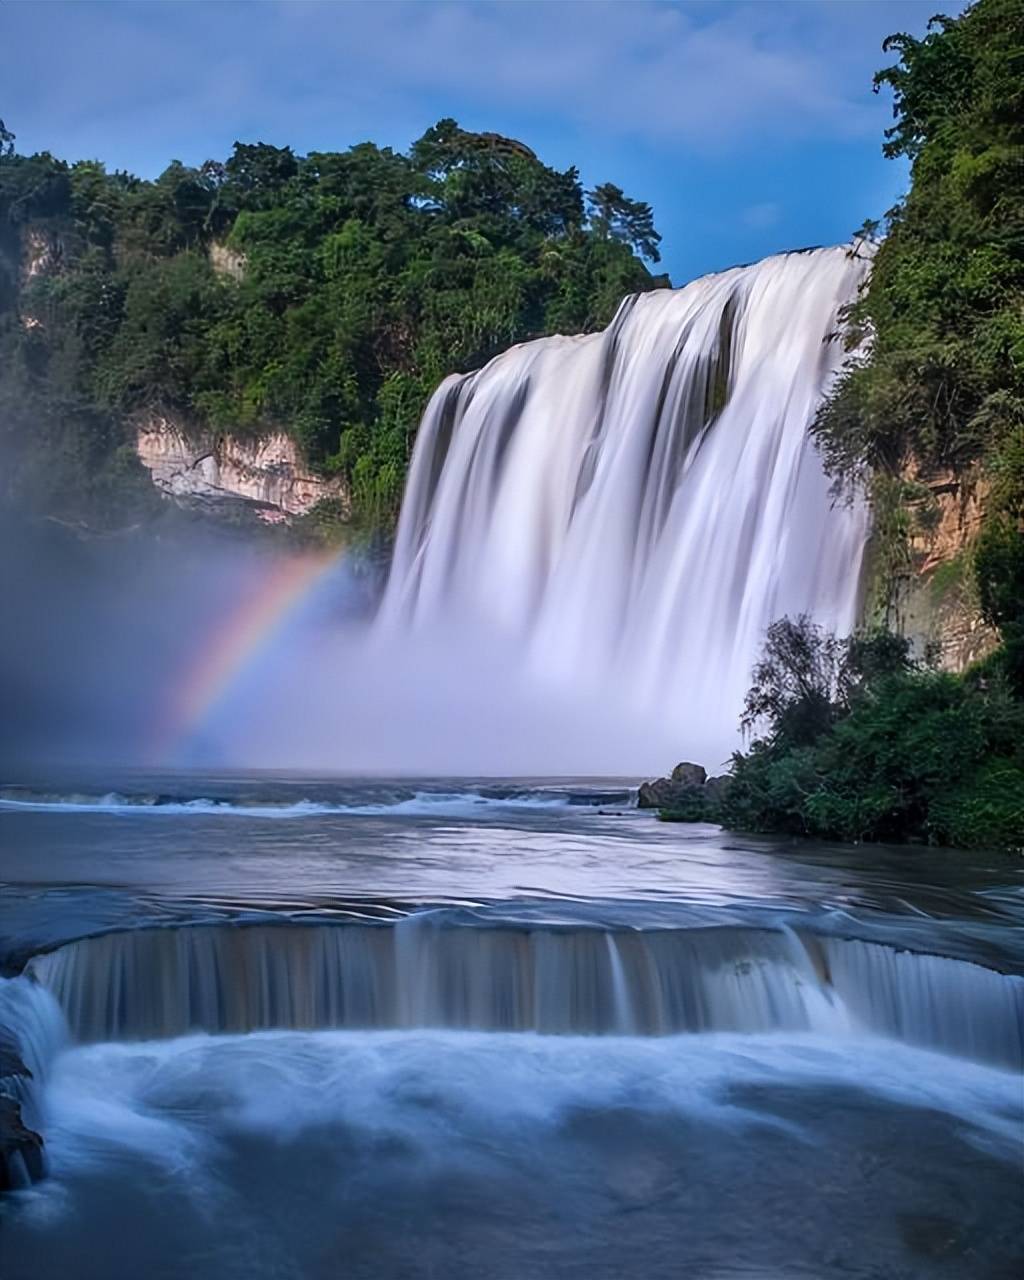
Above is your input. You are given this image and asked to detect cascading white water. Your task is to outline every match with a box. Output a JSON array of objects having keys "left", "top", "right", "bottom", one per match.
[
  {"left": 27, "top": 923, "right": 1024, "bottom": 1071},
  {"left": 379, "top": 245, "right": 871, "bottom": 764}
]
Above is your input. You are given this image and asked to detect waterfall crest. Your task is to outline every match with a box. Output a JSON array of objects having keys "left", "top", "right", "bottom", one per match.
[
  {"left": 28, "top": 922, "right": 1023, "bottom": 1072},
  {"left": 379, "top": 246, "right": 871, "bottom": 762}
]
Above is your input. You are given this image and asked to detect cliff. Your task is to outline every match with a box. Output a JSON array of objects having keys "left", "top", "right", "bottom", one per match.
[
  {"left": 888, "top": 467, "right": 999, "bottom": 672},
  {"left": 135, "top": 416, "right": 350, "bottom": 524}
]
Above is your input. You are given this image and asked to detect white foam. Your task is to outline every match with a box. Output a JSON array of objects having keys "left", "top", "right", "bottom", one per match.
[
  {"left": 0, "top": 790, "right": 593, "bottom": 819},
  {"left": 35, "top": 1029, "right": 1024, "bottom": 1190}
]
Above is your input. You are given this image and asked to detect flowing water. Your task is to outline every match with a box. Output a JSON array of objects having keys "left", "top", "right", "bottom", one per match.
[
  {"left": 379, "top": 245, "right": 870, "bottom": 767},
  {"left": 1, "top": 774, "right": 1022, "bottom": 1279},
  {"left": 2, "top": 248, "right": 1022, "bottom": 1276}
]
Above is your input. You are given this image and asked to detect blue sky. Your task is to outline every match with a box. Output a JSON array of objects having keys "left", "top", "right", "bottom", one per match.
[{"left": 2, "top": 0, "right": 962, "bottom": 283}]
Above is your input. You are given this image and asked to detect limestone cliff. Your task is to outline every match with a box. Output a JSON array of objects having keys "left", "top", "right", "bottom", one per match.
[
  {"left": 20, "top": 227, "right": 63, "bottom": 286},
  {"left": 208, "top": 241, "right": 246, "bottom": 281},
  {"left": 135, "top": 416, "right": 349, "bottom": 523},
  {"left": 888, "top": 466, "right": 998, "bottom": 672},
  {"left": 17, "top": 227, "right": 64, "bottom": 331}
]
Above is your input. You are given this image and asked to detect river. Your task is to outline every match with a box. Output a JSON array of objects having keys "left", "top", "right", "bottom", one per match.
[{"left": 1, "top": 772, "right": 1021, "bottom": 1278}]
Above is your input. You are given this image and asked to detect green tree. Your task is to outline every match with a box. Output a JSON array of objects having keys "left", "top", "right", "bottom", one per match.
[
  {"left": 813, "top": 0, "right": 1024, "bottom": 501},
  {"left": 0, "top": 117, "right": 668, "bottom": 530},
  {"left": 718, "top": 617, "right": 1024, "bottom": 850},
  {"left": 586, "top": 182, "right": 662, "bottom": 263}
]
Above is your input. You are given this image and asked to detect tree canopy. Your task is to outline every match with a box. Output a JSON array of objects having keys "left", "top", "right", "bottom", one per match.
[
  {"left": 0, "top": 119, "right": 667, "bottom": 529},
  {"left": 810, "top": 0, "right": 1024, "bottom": 696}
]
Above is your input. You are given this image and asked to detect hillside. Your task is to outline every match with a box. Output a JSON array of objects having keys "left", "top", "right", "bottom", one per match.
[{"left": 0, "top": 119, "right": 666, "bottom": 535}]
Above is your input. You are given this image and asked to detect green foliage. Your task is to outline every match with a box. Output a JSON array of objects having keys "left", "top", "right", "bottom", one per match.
[
  {"left": 586, "top": 183, "right": 662, "bottom": 263},
  {"left": 740, "top": 615, "right": 914, "bottom": 749},
  {"left": 928, "top": 756, "right": 1024, "bottom": 849},
  {"left": 0, "top": 120, "right": 667, "bottom": 528},
  {"left": 740, "top": 616, "right": 848, "bottom": 748},
  {"left": 975, "top": 509, "right": 1024, "bottom": 690},
  {"left": 719, "top": 618, "right": 1024, "bottom": 852},
  {"left": 812, "top": 0, "right": 1024, "bottom": 613}
]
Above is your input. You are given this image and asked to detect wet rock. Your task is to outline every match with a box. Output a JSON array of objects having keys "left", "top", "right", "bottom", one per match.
[
  {"left": 0, "top": 1028, "right": 31, "bottom": 1081},
  {"left": 703, "top": 775, "right": 731, "bottom": 805},
  {"left": 638, "top": 777, "right": 680, "bottom": 809},
  {"left": 0, "top": 1094, "right": 44, "bottom": 1191},
  {"left": 637, "top": 762, "right": 707, "bottom": 809}
]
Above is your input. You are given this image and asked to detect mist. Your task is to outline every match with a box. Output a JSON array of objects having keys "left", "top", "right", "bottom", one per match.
[{"left": 0, "top": 512, "right": 687, "bottom": 779}]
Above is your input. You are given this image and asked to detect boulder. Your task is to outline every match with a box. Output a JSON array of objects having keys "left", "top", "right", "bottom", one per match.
[
  {"left": 703, "top": 775, "right": 731, "bottom": 805},
  {"left": 670, "top": 761, "right": 707, "bottom": 788},
  {"left": 637, "top": 762, "right": 707, "bottom": 810},
  {"left": 637, "top": 762, "right": 729, "bottom": 821},
  {"left": 638, "top": 776, "right": 692, "bottom": 809}
]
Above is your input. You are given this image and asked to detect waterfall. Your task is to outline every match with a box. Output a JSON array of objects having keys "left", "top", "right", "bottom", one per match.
[
  {"left": 378, "top": 246, "right": 871, "bottom": 764},
  {"left": 27, "top": 922, "right": 1024, "bottom": 1072}
]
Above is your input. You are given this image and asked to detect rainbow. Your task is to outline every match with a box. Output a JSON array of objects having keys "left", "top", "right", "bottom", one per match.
[{"left": 152, "top": 550, "right": 343, "bottom": 763}]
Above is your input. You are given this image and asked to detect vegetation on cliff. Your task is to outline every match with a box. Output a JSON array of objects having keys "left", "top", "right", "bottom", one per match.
[
  {"left": 0, "top": 118, "right": 665, "bottom": 530},
  {"left": 662, "top": 0, "right": 1024, "bottom": 853},
  {"left": 813, "top": 0, "right": 1024, "bottom": 690}
]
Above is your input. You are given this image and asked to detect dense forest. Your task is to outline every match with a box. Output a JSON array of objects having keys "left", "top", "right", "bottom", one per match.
[
  {"left": 672, "top": 0, "right": 1024, "bottom": 851},
  {"left": 0, "top": 118, "right": 665, "bottom": 530}
]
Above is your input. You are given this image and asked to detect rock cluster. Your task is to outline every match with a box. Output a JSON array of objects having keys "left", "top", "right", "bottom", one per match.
[{"left": 637, "top": 762, "right": 730, "bottom": 819}]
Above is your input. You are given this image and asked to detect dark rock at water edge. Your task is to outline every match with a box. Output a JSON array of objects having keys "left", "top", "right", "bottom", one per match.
[
  {"left": 0, "top": 1028, "right": 45, "bottom": 1192},
  {"left": 0, "top": 1027, "right": 31, "bottom": 1082},
  {"left": 638, "top": 763, "right": 732, "bottom": 823},
  {"left": 637, "top": 761, "right": 707, "bottom": 810},
  {"left": 670, "top": 762, "right": 707, "bottom": 788},
  {"left": 0, "top": 1093, "right": 44, "bottom": 1191}
]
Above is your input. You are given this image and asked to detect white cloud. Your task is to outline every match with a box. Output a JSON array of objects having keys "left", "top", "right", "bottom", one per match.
[{"left": 1, "top": 0, "right": 957, "bottom": 169}]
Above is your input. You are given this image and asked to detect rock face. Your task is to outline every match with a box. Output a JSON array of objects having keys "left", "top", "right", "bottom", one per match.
[
  {"left": 135, "top": 415, "right": 350, "bottom": 522},
  {"left": 0, "top": 1032, "right": 43, "bottom": 1192},
  {"left": 887, "top": 465, "right": 999, "bottom": 671},
  {"left": 20, "top": 227, "right": 63, "bottom": 286},
  {"left": 208, "top": 240, "right": 247, "bottom": 281},
  {"left": 0, "top": 1094, "right": 43, "bottom": 1191},
  {"left": 15, "top": 226, "right": 64, "bottom": 332},
  {"left": 638, "top": 763, "right": 732, "bottom": 823},
  {"left": 637, "top": 762, "right": 707, "bottom": 810}
]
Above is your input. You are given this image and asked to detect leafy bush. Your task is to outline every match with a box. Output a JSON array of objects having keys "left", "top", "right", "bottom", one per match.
[
  {"left": 717, "top": 617, "right": 1024, "bottom": 852},
  {"left": 811, "top": 0, "right": 1024, "bottom": 614}
]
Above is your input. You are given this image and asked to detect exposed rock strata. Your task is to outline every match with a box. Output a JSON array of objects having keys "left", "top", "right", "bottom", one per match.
[
  {"left": 208, "top": 240, "right": 247, "bottom": 281},
  {"left": 135, "top": 416, "right": 349, "bottom": 522},
  {"left": 891, "top": 466, "right": 998, "bottom": 671}
]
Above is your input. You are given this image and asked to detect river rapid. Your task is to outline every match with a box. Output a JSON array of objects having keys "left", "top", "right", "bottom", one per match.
[{"left": 0, "top": 772, "right": 1022, "bottom": 1279}]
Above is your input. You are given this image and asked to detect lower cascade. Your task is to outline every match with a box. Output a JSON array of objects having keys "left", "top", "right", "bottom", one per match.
[
  {"left": 21, "top": 921, "right": 1024, "bottom": 1072},
  {"left": 379, "top": 245, "right": 872, "bottom": 761}
]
